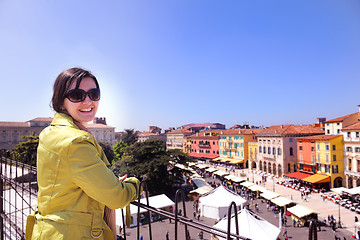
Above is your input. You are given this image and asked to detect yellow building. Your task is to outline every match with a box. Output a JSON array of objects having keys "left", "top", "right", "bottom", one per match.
[
  {"left": 300, "top": 135, "right": 344, "bottom": 188},
  {"left": 248, "top": 142, "right": 258, "bottom": 170},
  {"left": 217, "top": 129, "right": 260, "bottom": 168}
]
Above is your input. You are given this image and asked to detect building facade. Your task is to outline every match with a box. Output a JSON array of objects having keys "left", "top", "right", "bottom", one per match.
[
  {"left": 188, "top": 131, "right": 220, "bottom": 160},
  {"left": 256, "top": 125, "right": 324, "bottom": 177},
  {"left": 324, "top": 106, "right": 360, "bottom": 135},
  {"left": 166, "top": 128, "right": 193, "bottom": 150},
  {"left": 248, "top": 141, "right": 258, "bottom": 170},
  {"left": 343, "top": 122, "right": 360, "bottom": 188}
]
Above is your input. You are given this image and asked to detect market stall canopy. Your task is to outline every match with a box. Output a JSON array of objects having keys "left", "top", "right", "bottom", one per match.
[
  {"left": 342, "top": 186, "right": 360, "bottom": 195},
  {"left": 188, "top": 162, "right": 196, "bottom": 166},
  {"left": 330, "top": 187, "right": 347, "bottom": 195},
  {"left": 213, "top": 209, "right": 280, "bottom": 240},
  {"left": 195, "top": 164, "right": 208, "bottom": 169},
  {"left": 228, "top": 159, "right": 244, "bottom": 164},
  {"left": 224, "top": 174, "right": 237, "bottom": 180},
  {"left": 284, "top": 171, "right": 312, "bottom": 180},
  {"left": 260, "top": 190, "right": 280, "bottom": 200},
  {"left": 240, "top": 181, "right": 254, "bottom": 188},
  {"left": 287, "top": 205, "right": 317, "bottom": 218},
  {"left": 191, "top": 178, "right": 210, "bottom": 188},
  {"left": 270, "top": 196, "right": 294, "bottom": 207},
  {"left": 190, "top": 185, "right": 214, "bottom": 195},
  {"left": 248, "top": 185, "right": 267, "bottom": 193},
  {"left": 214, "top": 170, "right": 229, "bottom": 177},
  {"left": 302, "top": 174, "right": 330, "bottom": 183},
  {"left": 212, "top": 157, "right": 223, "bottom": 162},
  {"left": 205, "top": 167, "right": 218, "bottom": 173},
  {"left": 231, "top": 177, "right": 245, "bottom": 183}
]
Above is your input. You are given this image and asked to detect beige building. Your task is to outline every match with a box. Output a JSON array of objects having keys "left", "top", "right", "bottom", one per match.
[
  {"left": 343, "top": 122, "right": 360, "bottom": 188},
  {"left": 166, "top": 128, "right": 193, "bottom": 151},
  {"left": 256, "top": 125, "right": 324, "bottom": 177},
  {"left": 0, "top": 117, "right": 116, "bottom": 150},
  {"left": 324, "top": 106, "right": 360, "bottom": 135}
]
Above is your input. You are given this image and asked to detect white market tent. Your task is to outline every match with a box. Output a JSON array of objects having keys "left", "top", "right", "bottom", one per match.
[
  {"left": 330, "top": 187, "right": 347, "bottom": 195},
  {"left": 190, "top": 185, "right": 214, "bottom": 195},
  {"left": 115, "top": 194, "right": 174, "bottom": 231},
  {"left": 205, "top": 167, "right": 218, "bottom": 173},
  {"left": 240, "top": 181, "right": 254, "bottom": 188},
  {"left": 231, "top": 177, "right": 245, "bottom": 183},
  {"left": 214, "top": 170, "right": 229, "bottom": 177},
  {"left": 270, "top": 196, "right": 294, "bottom": 207},
  {"left": 195, "top": 164, "right": 208, "bottom": 169},
  {"left": 199, "top": 186, "right": 246, "bottom": 220},
  {"left": 260, "top": 190, "right": 280, "bottom": 200},
  {"left": 213, "top": 209, "right": 280, "bottom": 240},
  {"left": 342, "top": 186, "right": 360, "bottom": 195},
  {"left": 287, "top": 205, "right": 318, "bottom": 219},
  {"left": 248, "top": 185, "right": 267, "bottom": 193},
  {"left": 191, "top": 178, "right": 210, "bottom": 188}
]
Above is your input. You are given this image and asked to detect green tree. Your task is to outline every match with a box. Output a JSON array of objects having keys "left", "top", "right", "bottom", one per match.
[
  {"left": 12, "top": 135, "right": 39, "bottom": 166},
  {"left": 122, "top": 128, "right": 138, "bottom": 146},
  {"left": 98, "top": 141, "right": 115, "bottom": 163},
  {"left": 112, "top": 141, "right": 128, "bottom": 162},
  {"left": 167, "top": 149, "right": 195, "bottom": 187},
  {"left": 112, "top": 140, "right": 172, "bottom": 195}
]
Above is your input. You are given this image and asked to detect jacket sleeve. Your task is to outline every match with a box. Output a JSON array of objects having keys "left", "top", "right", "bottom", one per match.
[{"left": 68, "top": 136, "right": 140, "bottom": 209}]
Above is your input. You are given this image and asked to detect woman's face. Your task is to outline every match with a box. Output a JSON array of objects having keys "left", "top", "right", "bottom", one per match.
[{"left": 63, "top": 77, "right": 99, "bottom": 125}]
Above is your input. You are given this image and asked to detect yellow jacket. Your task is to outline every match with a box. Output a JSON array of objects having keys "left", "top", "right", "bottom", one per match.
[{"left": 26, "top": 113, "right": 140, "bottom": 239}]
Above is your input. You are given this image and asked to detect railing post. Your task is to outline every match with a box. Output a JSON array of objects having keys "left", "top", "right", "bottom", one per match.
[
  {"left": 226, "top": 201, "right": 239, "bottom": 240},
  {"left": 174, "top": 189, "right": 188, "bottom": 240},
  {"left": 0, "top": 152, "right": 4, "bottom": 240},
  {"left": 308, "top": 219, "right": 317, "bottom": 240}
]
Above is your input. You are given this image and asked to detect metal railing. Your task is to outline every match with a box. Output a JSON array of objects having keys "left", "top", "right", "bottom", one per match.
[{"left": 0, "top": 151, "right": 319, "bottom": 240}]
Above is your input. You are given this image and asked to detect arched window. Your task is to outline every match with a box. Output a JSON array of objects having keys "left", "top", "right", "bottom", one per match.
[
  {"left": 278, "top": 148, "right": 282, "bottom": 155},
  {"left": 273, "top": 147, "right": 276, "bottom": 155}
]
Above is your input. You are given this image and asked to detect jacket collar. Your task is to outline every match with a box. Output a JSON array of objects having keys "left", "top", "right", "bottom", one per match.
[{"left": 51, "top": 112, "right": 79, "bottom": 129}]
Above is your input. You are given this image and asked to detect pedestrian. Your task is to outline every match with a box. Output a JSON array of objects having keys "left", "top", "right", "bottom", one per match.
[
  {"left": 283, "top": 228, "right": 287, "bottom": 237},
  {"left": 198, "top": 230, "right": 204, "bottom": 240},
  {"left": 25, "top": 67, "right": 141, "bottom": 240},
  {"left": 140, "top": 235, "right": 144, "bottom": 240},
  {"left": 293, "top": 219, "right": 296, "bottom": 227},
  {"left": 355, "top": 216, "right": 358, "bottom": 222}
]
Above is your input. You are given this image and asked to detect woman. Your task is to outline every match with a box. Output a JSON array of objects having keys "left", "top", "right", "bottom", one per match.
[{"left": 26, "top": 67, "right": 140, "bottom": 239}]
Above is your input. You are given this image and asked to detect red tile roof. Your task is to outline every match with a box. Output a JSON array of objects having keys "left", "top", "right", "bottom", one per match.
[
  {"left": 257, "top": 125, "right": 324, "bottom": 135},
  {"left": 166, "top": 128, "right": 193, "bottom": 135},
  {"left": 27, "top": 117, "right": 53, "bottom": 122},
  {"left": 343, "top": 122, "right": 360, "bottom": 130},
  {"left": 297, "top": 134, "right": 342, "bottom": 141},
  {"left": 324, "top": 112, "right": 358, "bottom": 123},
  {"left": 219, "top": 129, "right": 262, "bottom": 135}
]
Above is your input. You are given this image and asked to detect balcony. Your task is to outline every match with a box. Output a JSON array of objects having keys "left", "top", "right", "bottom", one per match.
[
  {"left": 199, "top": 144, "right": 211, "bottom": 148},
  {"left": 345, "top": 170, "right": 360, "bottom": 178}
]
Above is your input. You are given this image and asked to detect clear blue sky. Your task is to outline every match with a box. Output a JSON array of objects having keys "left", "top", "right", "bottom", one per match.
[{"left": 1, "top": 0, "right": 359, "bottom": 132}]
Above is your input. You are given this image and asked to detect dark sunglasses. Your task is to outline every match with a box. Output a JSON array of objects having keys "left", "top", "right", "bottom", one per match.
[{"left": 65, "top": 88, "right": 101, "bottom": 103}]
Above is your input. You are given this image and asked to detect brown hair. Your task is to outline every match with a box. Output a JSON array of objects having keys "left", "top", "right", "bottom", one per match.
[{"left": 51, "top": 67, "right": 100, "bottom": 113}]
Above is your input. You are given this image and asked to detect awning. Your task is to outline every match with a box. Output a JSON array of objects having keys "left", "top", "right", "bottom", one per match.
[
  {"left": 205, "top": 167, "right": 218, "bottom": 173},
  {"left": 248, "top": 185, "right": 267, "bottom": 192},
  {"left": 302, "top": 174, "right": 330, "bottom": 183},
  {"left": 260, "top": 191, "right": 280, "bottom": 200},
  {"left": 240, "top": 181, "right": 254, "bottom": 188},
  {"left": 287, "top": 205, "right": 318, "bottom": 218},
  {"left": 231, "top": 177, "right": 245, "bottom": 183},
  {"left": 284, "top": 171, "right": 312, "bottom": 180},
  {"left": 270, "top": 196, "right": 294, "bottom": 207},
  {"left": 342, "top": 186, "right": 360, "bottom": 195},
  {"left": 195, "top": 164, "right": 208, "bottom": 169},
  {"left": 190, "top": 186, "right": 214, "bottom": 195},
  {"left": 330, "top": 187, "right": 347, "bottom": 195},
  {"left": 213, "top": 170, "right": 229, "bottom": 177},
  {"left": 224, "top": 174, "right": 237, "bottom": 180},
  {"left": 228, "top": 159, "right": 244, "bottom": 164},
  {"left": 212, "top": 157, "right": 222, "bottom": 161}
]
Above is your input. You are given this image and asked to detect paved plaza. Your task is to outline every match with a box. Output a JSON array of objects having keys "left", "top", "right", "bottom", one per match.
[{"left": 122, "top": 165, "right": 359, "bottom": 239}]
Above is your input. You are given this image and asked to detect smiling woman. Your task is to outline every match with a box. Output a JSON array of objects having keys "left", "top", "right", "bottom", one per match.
[{"left": 25, "top": 67, "right": 141, "bottom": 240}]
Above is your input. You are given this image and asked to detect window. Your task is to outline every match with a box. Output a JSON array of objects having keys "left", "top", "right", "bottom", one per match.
[
  {"left": 263, "top": 147, "right": 266, "bottom": 154},
  {"left": 312, "top": 155, "right": 315, "bottom": 164},
  {"left": 347, "top": 147, "right": 353, "bottom": 152},
  {"left": 316, "top": 163, "right": 321, "bottom": 171},
  {"left": 289, "top": 138, "right": 293, "bottom": 142},
  {"left": 325, "top": 144, "right": 329, "bottom": 151},
  {"left": 299, "top": 146, "right": 303, "bottom": 151},
  {"left": 268, "top": 147, "right": 271, "bottom": 154},
  {"left": 332, "top": 145, "right": 336, "bottom": 151},
  {"left": 277, "top": 148, "right": 282, "bottom": 155},
  {"left": 327, "top": 130, "right": 330, "bottom": 134},
  {"left": 311, "top": 147, "right": 315, "bottom": 152},
  {"left": 337, "top": 123, "right": 340, "bottom": 126},
  {"left": 317, "top": 144, "right": 320, "bottom": 150},
  {"left": 337, "top": 129, "right": 341, "bottom": 134},
  {"left": 300, "top": 154, "right": 303, "bottom": 162},
  {"left": 333, "top": 155, "right": 337, "bottom": 161},
  {"left": 349, "top": 159, "right": 352, "bottom": 171},
  {"left": 332, "top": 165, "right": 338, "bottom": 174},
  {"left": 326, "top": 154, "right": 329, "bottom": 163},
  {"left": 357, "top": 132, "right": 359, "bottom": 138},
  {"left": 259, "top": 147, "right": 262, "bottom": 153},
  {"left": 355, "top": 147, "right": 360, "bottom": 153},
  {"left": 325, "top": 165, "right": 330, "bottom": 173},
  {"left": 273, "top": 147, "right": 276, "bottom": 155},
  {"left": 317, "top": 153, "right": 320, "bottom": 163},
  {"left": 288, "top": 163, "right": 291, "bottom": 172},
  {"left": 299, "top": 140, "right": 302, "bottom": 143},
  {"left": 299, "top": 164, "right": 304, "bottom": 170},
  {"left": 290, "top": 147, "right": 293, "bottom": 156},
  {"left": 311, "top": 141, "right": 315, "bottom": 144},
  {"left": 348, "top": 132, "right": 351, "bottom": 138}
]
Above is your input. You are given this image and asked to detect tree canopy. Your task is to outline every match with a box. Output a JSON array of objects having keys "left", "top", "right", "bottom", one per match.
[
  {"left": 122, "top": 128, "right": 139, "bottom": 146},
  {"left": 98, "top": 141, "right": 115, "bottom": 164},
  {"left": 112, "top": 140, "right": 191, "bottom": 195},
  {"left": 12, "top": 134, "right": 39, "bottom": 166}
]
